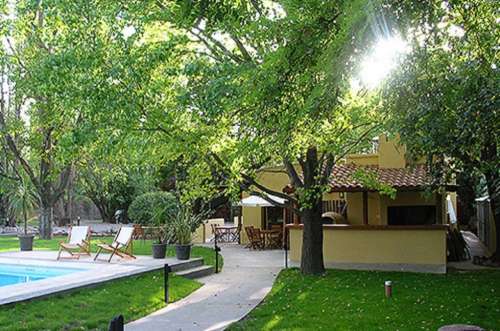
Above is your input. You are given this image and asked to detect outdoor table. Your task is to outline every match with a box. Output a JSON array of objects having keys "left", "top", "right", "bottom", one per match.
[
  {"left": 260, "top": 229, "right": 281, "bottom": 249},
  {"left": 215, "top": 225, "right": 238, "bottom": 243}
]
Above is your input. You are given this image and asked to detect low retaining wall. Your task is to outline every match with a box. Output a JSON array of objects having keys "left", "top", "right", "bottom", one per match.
[{"left": 288, "top": 224, "right": 447, "bottom": 274}]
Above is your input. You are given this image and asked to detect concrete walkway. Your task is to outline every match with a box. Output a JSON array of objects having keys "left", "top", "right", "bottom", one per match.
[{"left": 126, "top": 244, "right": 284, "bottom": 331}]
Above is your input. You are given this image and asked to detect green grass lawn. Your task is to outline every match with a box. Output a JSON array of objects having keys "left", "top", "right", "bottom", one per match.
[
  {"left": 0, "top": 270, "right": 200, "bottom": 331},
  {"left": 229, "top": 268, "right": 500, "bottom": 331},
  {"left": 0, "top": 235, "right": 222, "bottom": 267}
]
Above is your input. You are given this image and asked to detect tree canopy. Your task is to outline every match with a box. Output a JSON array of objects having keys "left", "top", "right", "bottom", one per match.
[{"left": 383, "top": 0, "right": 499, "bottom": 259}]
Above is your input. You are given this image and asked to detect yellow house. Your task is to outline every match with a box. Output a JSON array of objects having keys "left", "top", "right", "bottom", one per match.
[{"left": 241, "top": 135, "right": 456, "bottom": 274}]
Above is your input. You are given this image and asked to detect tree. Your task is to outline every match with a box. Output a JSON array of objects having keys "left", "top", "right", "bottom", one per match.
[
  {"left": 383, "top": 1, "right": 499, "bottom": 259},
  {"left": 117, "top": 0, "right": 387, "bottom": 275},
  {"left": 0, "top": 0, "right": 159, "bottom": 238},
  {"left": 0, "top": 0, "right": 90, "bottom": 238},
  {"left": 78, "top": 162, "right": 156, "bottom": 223}
]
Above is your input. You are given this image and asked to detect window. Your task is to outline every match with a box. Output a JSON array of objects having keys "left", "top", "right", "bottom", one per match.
[{"left": 387, "top": 206, "right": 437, "bottom": 225}]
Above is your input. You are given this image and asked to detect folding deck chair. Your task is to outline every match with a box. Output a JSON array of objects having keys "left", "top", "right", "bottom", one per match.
[
  {"left": 57, "top": 226, "right": 91, "bottom": 260},
  {"left": 94, "top": 226, "right": 136, "bottom": 262}
]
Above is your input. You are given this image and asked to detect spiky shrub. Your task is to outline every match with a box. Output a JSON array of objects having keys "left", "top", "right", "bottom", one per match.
[
  {"left": 171, "top": 206, "right": 205, "bottom": 245},
  {"left": 8, "top": 179, "right": 37, "bottom": 235}
]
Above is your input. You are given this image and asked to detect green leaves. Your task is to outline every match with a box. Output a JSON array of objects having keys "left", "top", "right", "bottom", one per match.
[
  {"left": 353, "top": 168, "right": 397, "bottom": 199},
  {"left": 383, "top": 0, "right": 499, "bottom": 190}
]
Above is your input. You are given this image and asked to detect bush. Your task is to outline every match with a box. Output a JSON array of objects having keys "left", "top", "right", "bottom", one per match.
[{"left": 128, "top": 191, "right": 178, "bottom": 226}]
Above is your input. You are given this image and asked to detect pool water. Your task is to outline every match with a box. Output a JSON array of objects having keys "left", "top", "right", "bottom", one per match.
[{"left": 0, "top": 264, "right": 85, "bottom": 287}]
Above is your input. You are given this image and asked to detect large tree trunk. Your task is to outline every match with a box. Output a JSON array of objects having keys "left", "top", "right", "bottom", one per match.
[
  {"left": 300, "top": 198, "right": 325, "bottom": 275},
  {"left": 39, "top": 205, "right": 53, "bottom": 239},
  {"left": 482, "top": 142, "right": 499, "bottom": 261},
  {"left": 90, "top": 198, "right": 114, "bottom": 223},
  {"left": 298, "top": 146, "right": 326, "bottom": 275}
]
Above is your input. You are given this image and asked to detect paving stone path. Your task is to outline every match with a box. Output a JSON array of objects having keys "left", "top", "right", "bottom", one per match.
[{"left": 126, "top": 244, "right": 284, "bottom": 331}]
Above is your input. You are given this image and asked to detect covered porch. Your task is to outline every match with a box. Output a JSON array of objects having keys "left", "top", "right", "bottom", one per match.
[{"left": 286, "top": 164, "right": 455, "bottom": 274}]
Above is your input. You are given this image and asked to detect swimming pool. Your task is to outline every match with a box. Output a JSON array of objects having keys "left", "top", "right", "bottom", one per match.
[{"left": 0, "top": 264, "right": 85, "bottom": 287}]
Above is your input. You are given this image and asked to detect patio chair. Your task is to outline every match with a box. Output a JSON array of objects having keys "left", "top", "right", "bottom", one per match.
[
  {"left": 246, "top": 226, "right": 264, "bottom": 250},
  {"left": 244, "top": 226, "right": 253, "bottom": 248},
  {"left": 267, "top": 230, "right": 282, "bottom": 249},
  {"left": 230, "top": 223, "right": 241, "bottom": 243},
  {"left": 57, "top": 226, "right": 91, "bottom": 260},
  {"left": 94, "top": 226, "right": 136, "bottom": 262},
  {"left": 132, "top": 224, "right": 145, "bottom": 241},
  {"left": 211, "top": 224, "right": 224, "bottom": 242}
]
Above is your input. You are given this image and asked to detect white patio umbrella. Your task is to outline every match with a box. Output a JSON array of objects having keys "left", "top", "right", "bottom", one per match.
[
  {"left": 238, "top": 194, "right": 286, "bottom": 207},
  {"left": 446, "top": 194, "right": 457, "bottom": 224}
]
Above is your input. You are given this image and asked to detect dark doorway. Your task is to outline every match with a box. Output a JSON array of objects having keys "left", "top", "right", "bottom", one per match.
[{"left": 388, "top": 206, "right": 437, "bottom": 225}]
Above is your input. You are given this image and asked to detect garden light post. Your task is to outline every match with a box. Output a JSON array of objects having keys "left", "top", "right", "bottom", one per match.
[
  {"left": 284, "top": 227, "right": 288, "bottom": 269},
  {"left": 108, "top": 315, "right": 124, "bottom": 331},
  {"left": 385, "top": 280, "right": 392, "bottom": 298},
  {"left": 164, "top": 263, "right": 171, "bottom": 303},
  {"left": 214, "top": 235, "right": 221, "bottom": 273}
]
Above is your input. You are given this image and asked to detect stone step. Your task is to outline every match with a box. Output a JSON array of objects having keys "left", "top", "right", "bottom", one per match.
[
  {"left": 169, "top": 258, "right": 204, "bottom": 272},
  {"left": 175, "top": 265, "right": 215, "bottom": 279}
]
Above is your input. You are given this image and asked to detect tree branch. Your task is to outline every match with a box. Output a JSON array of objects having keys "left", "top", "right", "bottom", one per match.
[
  {"left": 0, "top": 110, "right": 41, "bottom": 192},
  {"left": 241, "top": 172, "right": 298, "bottom": 204},
  {"left": 248, "top": 190, "right": 301, "bottom": 215},
  {"left": 283, "top": 158, "right": 303, "bottom": 188},
  {"left": 230, "top": 35, "right": 253, "bottom": 62}
]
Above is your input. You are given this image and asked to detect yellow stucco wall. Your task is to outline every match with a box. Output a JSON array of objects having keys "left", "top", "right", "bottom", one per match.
[
  {"left": 241, "top": 207, "right": 262, "bottom": 244},
  {"left": 289, "top": 226, "right": 447, "bottom": 273},
  {"left": 345, "top": 192, "right": 381, "bottom": 225},
  {"left": 346, "top": 154, "right": 379, "bottom": 165},
  {"left": 378, "top": 134, "right": 407, "bottom": 168},
  {"left": 253, "top": 169, "right": 291, "bottom": 194}
]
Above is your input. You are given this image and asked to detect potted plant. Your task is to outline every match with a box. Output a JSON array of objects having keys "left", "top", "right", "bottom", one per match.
[
  {"left": 128, "top": 191, "right": 178, "bottom": 259},
  {"left": 151, "top": 205, "right": 168, "bottom": 259},
  {"left": 172, "top": 206, "right": 203, "bottom": 260},
  {"left": 9, "top": 179, "right": 37, "bottom": 251}
]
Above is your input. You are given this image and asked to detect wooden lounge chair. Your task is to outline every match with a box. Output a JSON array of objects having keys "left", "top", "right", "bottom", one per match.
[
  {"left": 57, "top": 226, "right": 91, "bottom": 260},
  {"left": 94, "top": 226, "right": 136, "bottom": 262}
]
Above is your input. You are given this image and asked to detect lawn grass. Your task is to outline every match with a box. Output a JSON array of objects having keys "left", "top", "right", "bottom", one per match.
[
  {"left": 229, "top": 268, "right": 500, "bottom": 331},
  {"left": 0, "top": 235, "right": 220, "bottom": 330},
  {"left": 0, "top": 235, "right": 222, "bottom": 267},
  {"left": 0, "top": 270, "right": 201, "bottom": 331}
]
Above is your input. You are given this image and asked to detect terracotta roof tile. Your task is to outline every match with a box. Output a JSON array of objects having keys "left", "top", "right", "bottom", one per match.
[{"left": 329, "top": 164, "right": 430, "bottom": 191}]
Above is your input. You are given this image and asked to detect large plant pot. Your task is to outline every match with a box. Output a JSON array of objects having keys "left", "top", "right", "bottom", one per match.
[
  {"left": 175, "top": 244, "right": 191, "bottom": 260},
  {"left": 18, "top": 234, "right": 34, "bottom": 251},
  {"left": 152, "top": 243, "right": 167, "bottom": 259}
]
